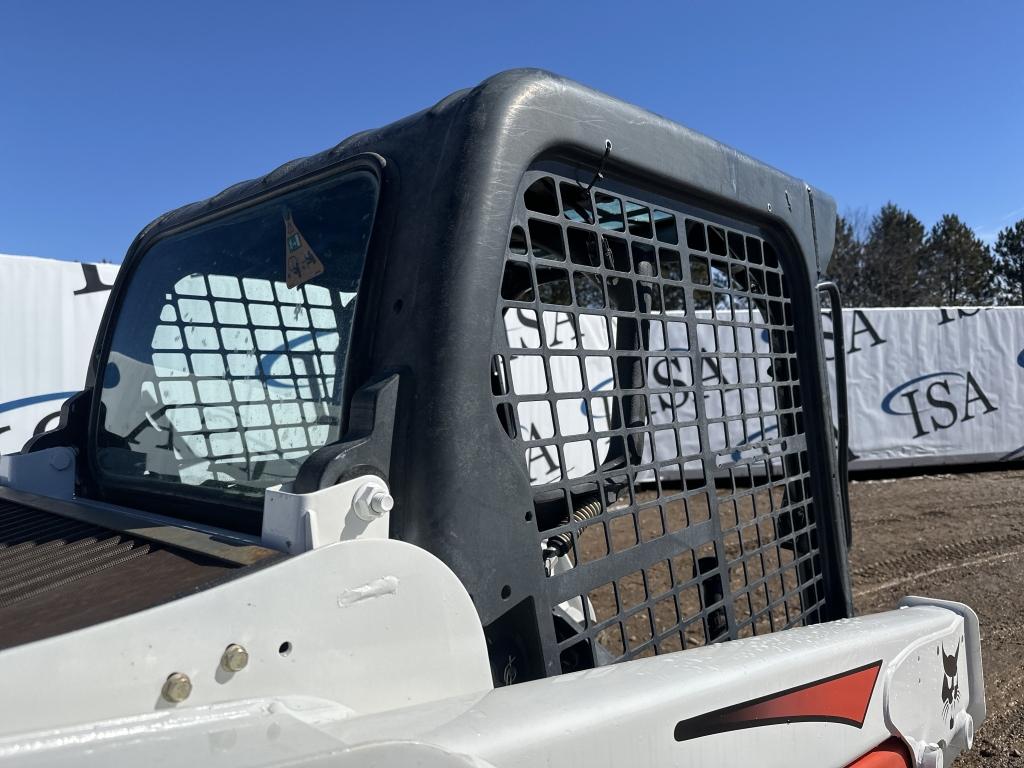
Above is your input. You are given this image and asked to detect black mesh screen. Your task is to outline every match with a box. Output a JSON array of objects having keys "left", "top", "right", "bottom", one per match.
[{"left": 492, "top": 168, "right": 825, "bottom": 671}]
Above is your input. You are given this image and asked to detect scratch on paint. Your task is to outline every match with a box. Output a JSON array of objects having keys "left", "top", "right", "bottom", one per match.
[{"left": 337, "top": 576, "right": 399, "bottom": 607}]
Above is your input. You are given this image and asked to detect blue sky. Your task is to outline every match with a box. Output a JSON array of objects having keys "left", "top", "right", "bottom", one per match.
[{"left": 2, "top": 1, "right": 1022, "bottom": 263}]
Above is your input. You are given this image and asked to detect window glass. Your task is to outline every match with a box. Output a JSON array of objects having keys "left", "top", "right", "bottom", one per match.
[{"left": 96, "top": 171, "right": 378, "bottom": 504}]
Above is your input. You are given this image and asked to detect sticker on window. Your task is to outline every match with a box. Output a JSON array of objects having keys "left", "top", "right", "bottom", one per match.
[{"left": 284, "top": 210, "right": 325, "bottom": 288}]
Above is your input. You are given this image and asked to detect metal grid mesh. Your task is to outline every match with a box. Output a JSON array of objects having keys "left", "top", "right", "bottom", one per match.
[
  {"left": 113, "top": 274, "right": 350, "bottom": 489},
  {"left": 492, "top": 169, "right": 825, "bottom": 672}
]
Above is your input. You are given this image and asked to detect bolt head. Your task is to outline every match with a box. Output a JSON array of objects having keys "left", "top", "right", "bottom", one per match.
[
  {"left": 49, "top": 450, "right": 71, "bottom": 471},
  {"left": 162, "top": 672, "right": 192, "bottom": 703},
  {"left": 221, "top": 643, "right": 249, "bottom": 672}
]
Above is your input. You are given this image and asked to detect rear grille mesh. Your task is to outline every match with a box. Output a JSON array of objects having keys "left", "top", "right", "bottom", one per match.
[
  {"left": 0, "top": 501, "right": 151, "bottom": 608},
  {"left": 492, "top": 168, "right": 825, "bottom": 672}
]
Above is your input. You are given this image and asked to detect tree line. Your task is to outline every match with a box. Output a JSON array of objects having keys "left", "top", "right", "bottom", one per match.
[{"left": 827, "top": 204, "right": 1024, "bottom": 307}]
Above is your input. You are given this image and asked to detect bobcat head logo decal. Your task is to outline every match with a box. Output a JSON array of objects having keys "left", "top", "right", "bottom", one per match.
[{"left": 940, "top": 639, "right": 961, "bottom": 727}]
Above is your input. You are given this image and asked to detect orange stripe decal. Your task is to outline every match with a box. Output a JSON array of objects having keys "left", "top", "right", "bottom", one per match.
[
  {"left": 674, "top": 660, "right": 883, "bottom": 741},
  {"left": 845, "top": 738, "right": 913, "bottom": 768}
]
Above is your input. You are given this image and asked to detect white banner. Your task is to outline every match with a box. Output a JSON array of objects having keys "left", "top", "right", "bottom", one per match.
[
  {"left": 503, "top": 309, "right": 780, "bottom": 485},
  {"left": 825, "top": 307, "right": 1024, "bottom": 469},
  {"left": 1, "top": 254, "right": 1022, "bottom": 471},
  {"left": 504, "top": 305, "right": 1024, "bottom": 482},
  {"left": 0, "top": 254, "right": 119, "bottom": 455}
]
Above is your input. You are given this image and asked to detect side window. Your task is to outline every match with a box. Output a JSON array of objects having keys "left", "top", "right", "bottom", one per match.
[{"left": 97, "top": 170, "right": 377, "bottom": 504}]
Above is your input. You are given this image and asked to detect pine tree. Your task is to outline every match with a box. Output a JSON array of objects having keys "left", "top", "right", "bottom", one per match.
[
  {"left": 919, "top": 214, "right": 995, "bottom": 305},
  {"left": 826, "top": 215, "right": 866, "bottom": 305},
  {"left": 993, "top": 220, "right": 1024, "bottom": 305},
  {"left": 860, "top": 203, "right": 927, "bottom": 306}
]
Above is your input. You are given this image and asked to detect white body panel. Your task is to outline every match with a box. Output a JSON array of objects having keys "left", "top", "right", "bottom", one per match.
[
  {"left": 0, "top": 591, "right": 983, "bottom": 768},
  {"left": 0, "top": 538, "right": 492, "bottom": 738},
  {"left": 0, "top": 446, "right": 76, "bottom": 498},
  {"left": 262, "top": 476, "right": 392, "bottom": 552}
]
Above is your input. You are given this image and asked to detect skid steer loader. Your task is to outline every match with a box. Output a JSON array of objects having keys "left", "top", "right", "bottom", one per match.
[{"left": 0, "top": 70, "right": 984, "bottom": 767}]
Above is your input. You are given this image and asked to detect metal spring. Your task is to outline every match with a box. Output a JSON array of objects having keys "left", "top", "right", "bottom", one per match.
[{"left": 544, "top": 498, "right": 603, "bottom": 558}]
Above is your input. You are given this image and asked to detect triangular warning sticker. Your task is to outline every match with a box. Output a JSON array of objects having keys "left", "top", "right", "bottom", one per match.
[{"left": 284, "top": 210, "right": 325, "bottom": 288}]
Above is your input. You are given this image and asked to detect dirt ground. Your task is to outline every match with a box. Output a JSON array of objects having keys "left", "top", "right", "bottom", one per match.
[{"left": 848, "top": 469, "right": 1024, "bottom": 766}]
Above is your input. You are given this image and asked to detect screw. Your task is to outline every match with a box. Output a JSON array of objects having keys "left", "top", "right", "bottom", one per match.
[
  {"left": 369, "top": 492, "right": 394, "bottom": 515},
  {"left": 221, "top": 643, "right": 249, "bottom": 672},
  {"left": 354, "top": 485, "right": 394, "bottom": 521},
  {"left": 162, "top": 672, "right": 192, "bottom": 703}
]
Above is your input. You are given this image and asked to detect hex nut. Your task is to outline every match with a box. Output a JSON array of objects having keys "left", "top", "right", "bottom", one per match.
[
  {"left": 221, "top": 643, "right": 249, "bottom": 673},
  {"left": 162, "top": 672, "right": 192, "bottom": 703}
]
